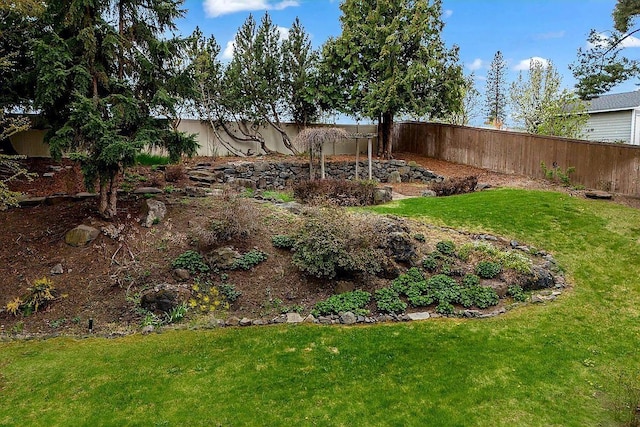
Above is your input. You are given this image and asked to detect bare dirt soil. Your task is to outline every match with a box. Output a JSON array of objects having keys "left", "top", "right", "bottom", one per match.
[{"left": 0, "top": 153, "right": 633, "bottom": 337}]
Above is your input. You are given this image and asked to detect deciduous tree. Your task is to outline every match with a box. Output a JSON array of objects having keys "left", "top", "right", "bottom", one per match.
[{"left": 510, "top": 60, "right": 587, "bottom": 138}]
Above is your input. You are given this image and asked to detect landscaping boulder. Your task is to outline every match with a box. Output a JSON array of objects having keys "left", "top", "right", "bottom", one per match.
[
  {"left": 340, "top": 312, "right": 357, "bottom": 325},
  {"left": 140, "top": 288, "right": 178, "bottom": 313},
  {"left": 585, "top": 190, "right": 613, "bottom": 200},
  {"left": 387, "top": 171, "right": 402, "bottom": 184},
  {"left": 141, "top": 199, "right": 166, "bottom": 227},
  {"left": 385, "top": 231, "right": 416, "bottom": 263},
  {"left": 207, "top": 247, "right": 241, "bottom": 269},
  {"left": 526, "top": 266, "right": 555, "bottom": 290},
  {"left": 373, "top": 186, "right": 393, "bottom": 204},
  {"left": 65, "top": 225, "right": 100, "bottom": 247}
]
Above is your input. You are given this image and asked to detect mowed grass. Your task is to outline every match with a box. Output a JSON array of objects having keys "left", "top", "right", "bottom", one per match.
[{"left": 2, "top": 188, "right": 640, "bottom": 426}]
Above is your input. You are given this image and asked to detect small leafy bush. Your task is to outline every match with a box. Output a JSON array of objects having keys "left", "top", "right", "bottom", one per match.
[
  {"left": 292, "top": 209, "right": 383, "bottom": 279},
  {"left": 24, "top": 277, "right": 57, "bottom": 314},
  {"left": 422, "top": 254, "right": 439, "bottom": 272},
  {"left": 293, "top": 179, "right": 377, "bottom": 206},
  {"left": 219, "top": 283, "right": 242, "bottom": 303},
  {"left": 507, "top": 284, "right": 528, "bottom": 302},
  {"left": 172, "top": 250, "right": 210, "bottom": 275},
  {"left": 271, "top": 234, "right": 296, "bottom": 250},
  {"left": 436, "top": 240, "right": 456, "bottom": 255},
  {"left": 312, "top": 290, "right": 371, "bottom": 316},
  {"left": 476, "top": 261, "right": 502, "bottom": 279},
  {"left": 230, "top": 250, "right": 267, "bottom": 270},
  {"left": 436, "top": 302, "right": 455, "bottom": 315},
  {"left": 462, "top": 274, "right": 481, "bottom": 287},
  {"left": 374, "top": 288, "right": 407, "bottom": 314},
  {"left": 460, "top": 286, "right": 499, "bottom": 309},
  {"left": 430, "top": 176, "right": 478, "bottom": 196},
  {"left": 429, "top": 274, "right": 461, "bottom": 304},
  {"left": 391, "top": 267, "right": 425, "bottom": 294}
]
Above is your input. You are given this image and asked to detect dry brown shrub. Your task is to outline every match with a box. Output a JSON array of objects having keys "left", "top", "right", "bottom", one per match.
[
  {"left": 196, "top": 194, "right": 262, "bottom": 249},
  {"left": 165, "top": 165, "right": 185, "bottom": 183},
  {"left": 293, "top": 179, "right": 377, "bottom": 206},
  {"left": 430, "top": 176, "right": 478, "bottom": 196}
]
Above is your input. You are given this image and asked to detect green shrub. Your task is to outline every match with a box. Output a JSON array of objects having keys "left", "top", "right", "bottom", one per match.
[
  {"left": 462, "top": 274, "right": 481, "bottom": 287},
  {"left": 391, "top": 267, "right": 425, "bottom": 294},
  {"left": 436, "top": 301, "right": 455, "bottom": 315},
  {"left": 230, "top": 250, "right": 267, "bottom": 270},
  {"left": 292, "top": 209, "right": 382, "bottom": 279},
  {"left": 172, "top": 250, "right": 210, "bottom": 275},
  {"left": 436, "top": 240, "right": 456, "bottom": 255},
  {"left": 271, "top": 235, "right": 296, "bottom": 250},
  {"left": 462, "top": 286, "right": 499, "bottom": 309},
  {"left": 374, "top": 288, "right": 407, "bottom": 314},
  {"left": 312, "top": 290, "right": 371, "bottom": 316},
  {"left": 476, "top": 261, "right": 502, "bottom": 279},
  {"left": 428, "top": 274, "right": 461, "bottom": 304},
  {"left": 422, "top": 254, "right": 439, "bottom": 272},
  {"left": 507, "top": 284, "right": 528, "bottom": 302},
  {"left": 219, "top": 283, "right": 242, "bottom": 303}
]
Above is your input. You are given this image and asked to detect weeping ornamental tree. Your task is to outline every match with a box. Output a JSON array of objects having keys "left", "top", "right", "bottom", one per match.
[
  {"left": 33, "top": 0, "right": 198, "bottom": 218},
  {"left": 319, "top": 0, "right": 464, "bottom": 158}
]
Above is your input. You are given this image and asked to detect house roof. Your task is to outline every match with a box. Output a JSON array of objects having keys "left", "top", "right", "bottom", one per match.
[{"left": 587, "top": 90, "right": 640, "bottom": 113}]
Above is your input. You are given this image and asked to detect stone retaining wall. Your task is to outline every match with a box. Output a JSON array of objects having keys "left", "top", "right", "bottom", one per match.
[{"left": 188, "top": 159, "right": 443, "bottom": 189}]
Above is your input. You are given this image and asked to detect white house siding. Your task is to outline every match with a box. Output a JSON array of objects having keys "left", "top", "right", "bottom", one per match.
[{"left": 584, "top": 110, "right": 633, "bottom": 144}]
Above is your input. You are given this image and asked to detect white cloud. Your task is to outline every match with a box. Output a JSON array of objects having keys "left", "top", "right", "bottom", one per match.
[
  {"left": 221, "top": 26, "right": 289, "bottom": 60},
  {"left": 277, "top": 26, "right": 289, "bottom": 41},
  {"left": 443, "top": 9, "right": 453, "bottom": 18},
  {"left": 513, "top": 57, "right": 549, "bottom": 71},
  {"left": 222, "top": 40, "right": 235, "bottom": 60},
  {"left": 587, "top": 32, "right": 640, "bottom": 49},
  {"left": 204, "top": 0, "right": 299, "bottom": 18},
  {"left": 467, "top": 58, "right": 484, "bottom": 71}
]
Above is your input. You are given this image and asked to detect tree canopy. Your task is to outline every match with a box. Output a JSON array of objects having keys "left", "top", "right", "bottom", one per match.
[
  {"left": 31, "top": 0, "right": 198, "bottom": 218},
  {"left": 572, "top": 0, "right": 640, "bottom": 99},
  {"left": 510, "top": 60, "right": 587, "bottom": 138},
  {"left": 319, "top": 0, "right": 464, "bottom": 158},
  {"left": 484, "top": 51, "right": 508, "bottom": 127}
]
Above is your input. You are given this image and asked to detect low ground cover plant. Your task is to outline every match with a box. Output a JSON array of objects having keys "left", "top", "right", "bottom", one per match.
[
  {"left": 171, "top": 250, "right": 210, "bottom": 275},
  {"left": 312, "top": 290, "right": 372, "bottom": 317}
]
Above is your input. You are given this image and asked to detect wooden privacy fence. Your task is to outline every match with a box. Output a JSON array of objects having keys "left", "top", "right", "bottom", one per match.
[{"left": 394, "top": 122, "right": 640, "bottom": 196}]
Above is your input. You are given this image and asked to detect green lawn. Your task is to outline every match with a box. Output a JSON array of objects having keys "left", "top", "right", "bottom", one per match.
[{"left": 1, "top": 189, "right": 639, "bottom": 426}]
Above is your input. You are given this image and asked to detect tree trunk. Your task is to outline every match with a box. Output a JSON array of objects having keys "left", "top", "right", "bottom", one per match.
[
  {"left": 98, "top": 172, "right": 119, "bottom": 219},
  {"left": 379, "top": 111, "right": 393, "bottom": 159}
]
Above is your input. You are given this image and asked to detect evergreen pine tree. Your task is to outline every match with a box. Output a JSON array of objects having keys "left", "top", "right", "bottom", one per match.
[{"left": 484, "top": 51, "right": 508, "bottom": 127}]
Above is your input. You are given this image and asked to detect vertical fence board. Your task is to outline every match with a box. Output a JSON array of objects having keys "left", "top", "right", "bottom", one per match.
[{"left": 395, "top": 122, "right": 640, "bottom": 196}]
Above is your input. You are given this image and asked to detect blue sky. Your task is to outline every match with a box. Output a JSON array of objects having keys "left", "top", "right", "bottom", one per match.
[{"left": 177, "top": 0, "right": 639, "bottom": 122}]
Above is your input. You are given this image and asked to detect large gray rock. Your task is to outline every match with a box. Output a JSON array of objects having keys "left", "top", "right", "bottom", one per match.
[
  {"left": 141, "top": 199, "right": 167, "bottom": 227},
  {"left": 585, "top": 190, "right": 612, "bottom": 200},
  {"left": 526, "top": 266, "right": 555, "bottom": 290},
  {"left": 207, "top": 247, "right": 241, "bottom": 269},
  {"left": 387, "top": 170, "right": 402, "bottom": 183},
  {"left": 385, "top": 231, "right": 416, "bottom": 263},
  {"left": 286, "top": 313, "right": 304, "bottom": 323},
  {"left": 373, "top": 186, "right": 393, "bottom": 204},
  {"left": 65, "top": 225, "right": 100, "bottom": 247},
  {"left": 407, "top": 312, "right": 430, "bottom": 321},
  {"left": 340, "top": 312, "right": 357, "bottom": 325}
]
